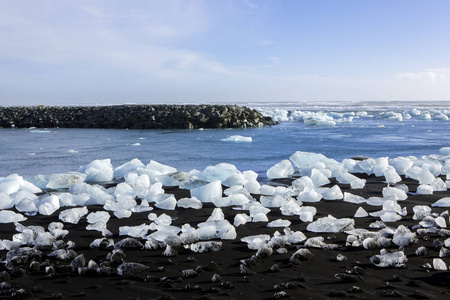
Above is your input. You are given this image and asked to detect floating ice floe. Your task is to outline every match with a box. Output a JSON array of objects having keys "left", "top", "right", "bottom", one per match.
[{"left": 221, "top": 135, "right": 252, "bottom": 142}]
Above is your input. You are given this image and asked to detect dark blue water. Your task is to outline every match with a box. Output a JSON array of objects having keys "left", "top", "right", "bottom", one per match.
[{"left": 1, "top": 107, "right": 449, "bottom": 179}]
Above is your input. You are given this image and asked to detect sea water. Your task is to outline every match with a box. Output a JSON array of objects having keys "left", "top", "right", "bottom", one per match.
[{"left": 0, "top": 101, "right": 449, "bottom": 179}]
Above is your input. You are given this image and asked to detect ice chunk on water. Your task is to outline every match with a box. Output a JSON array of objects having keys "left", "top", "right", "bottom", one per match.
[
  {"left": 354, "top": 207, "right": 369, "bottom": 218},
  {"left": 322, "top": 185, "right": 343, "bottom": 200},
  {"left": 0, "top": 210, "right": 27, "bottom": 223},
  {"left": 177, "top": 197, "right": 203, "bottom": 209},
  {"left": 190, "top": 180, "right": 222, "bottom": 203},
  {"left": 266, "top": 160, "right": 294, "bottom": 179},
  {"left": 80, "top": 159, "right": 114, "bottom": 182},
  {"left": 343, "top": 192, "right": 366, "bottom": 204},
  {"left": 114, "top": 158, "right": 145, "bottom": 179},
  {"left": 370, "top": 250, "right": 407, "bottom": 267},
  {"left": 59, "top": 207, "right": 88, "bottom": 224},
  {"left": 432, "top": 197, "right": 450, "bottom": 207},
  {"left": 221, "top": 135, "right": 252, "bottom": 142},
  {"left": 307, "top": 215, "right": 355, "bottom": 233}
]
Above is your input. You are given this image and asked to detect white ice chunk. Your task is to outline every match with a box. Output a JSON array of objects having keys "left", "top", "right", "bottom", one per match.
[
  {"left": 234, "top": 213, "right": 251, "bottom": 227},
  {"left": 252, "top": 213, "right": 269, "bottom": 222},
  {"left": 416, "top": 184, "right": 433, "bottom": 195},
  {"left": 243, "top": 170, "right": 258, "bottom": 181},
  {"left": 280, "top": 200, "right": 302, "bottom": 216},
  {"left": 297, "top": 189, "right": 322, "bottom": 202},
  {"left": 384, "top": 168, "right": 402, "bottom": 184},
  {"left": 190, "top": 181, "right": 222, "bottom": 203},
  {"left": 80, "top": 159, "right": 114, "bottom": 182},
  {"left": 382, "top": 187, "right": 407, "bottom": 201},
  {"left": 221, "top": 135, "right": 252, "bottom": 142},
  {"left": 310, "top": 169, "right": 330, "bottom": 186},
  {"left": 433, "top": 258, "right": 448, "bottom": 270},
  {"left": 114, "top": 210, "right": 132, "bottom": 219},
  {"left": 59, "top": 192, "right": 90, "bottom": 207},
  {"left": 69, "top": 182, "right": 114, "bottom": 205},
  {"left": 177, "top": 197, "right": 203, "bottom": 209},
  {"left": 259, "top": 184, "right": 276, "bottom": 195},
  {"left": 431, "top": 178, "right": 447, "bottom": 192},
  {"left": 0, "top": 181, "right": 19, "bottom": 195},
  {"left": 87, "top": 211, "right": 110, "bottom": 224},
  {"left": 267, "top": 219, "right": 291, "bottom": 227},
  {"left": 370, "top": 250, "right": 407, "bottom": 268},
  {"left": 222, "top": 174, "right": 246, "bottom": 187},
  {"left": 59, "top": 207, "right": 88, "bottom": 224},
  {"left": 15, "top": 198, "right": 38, "bottom": 213},
  {"left": 432, "top": 197, "right": 450, "bottom": 207},
  {"left": 343, "top": 192, "right": 366, "bottom": 204},
  {"left": 417, "top": 168, "right": 436, "bottom": 185},
  {"left": 298, "top": 206, "right": 317, "bottom": 222},
  {"left": 241, "top": 234, "right": 271, "bottom": 250},
  {"left": 392, "top": 225, "right": 417, "bottom": 247},
  {"left": 154, "top": 194, "right": 177, "bottom": 210},
  {"left": 200, "top": 163, "right": 241, "bottom": 182},
  {"left": 0, "top": 193, "right": 14, "bottom": 209},
  {"left": 29, "top": 172, "right": 86, "bottom": 190},
  {"left": 354, "top": 207, "right": 369, "bottom": 218},
  {"left": 244, "top": 180, "right": 261, "bottom": 194},
  {"left": 307, "top": 215, "right": 355, "bottom": 233},
  {"left": 413, "top": 205, "right": 432, "bottom": 220},
  {"left": 266, "top": 160, "right": 294, "bottom": 179},
  {"left": 440, "top": 147, "right": 450, "bottom": 156},
  {"left": 207, "top": 208, "right": 225, "bottom": 222},
  {"left": 380, "top": 212, "right": 402, "bottom": 222},
  {"left": 289, "top": 151, "right": 338, "bottom": 169},
  {"left": 38, "top": 195, "right": 60, "bottom": 215},
  {"left": 114, "top": 158, "right": 145, "bottom": 179},
  {"left": 322, "top": 185, "right": 343, "bottom": 200},
  {"left": 147, "top": 160, "right": 177, "bottom": 174},
  {"left": 0, "top": 210, "right": 27, "bottom": 223}
]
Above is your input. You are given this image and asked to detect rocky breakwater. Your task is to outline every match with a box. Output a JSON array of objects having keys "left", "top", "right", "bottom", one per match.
[{"left": 0, "top": 104, "right": 277, "bottom": 129}]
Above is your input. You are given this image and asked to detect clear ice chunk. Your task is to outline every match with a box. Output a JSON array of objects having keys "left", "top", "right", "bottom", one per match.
[
  {"left": 307, "top": 215, "right": 354, "bottom": 233},
  {"left": 59, "top": 207, "right": 88, "bottom": 224},
  {"left": 266, "top": 160, "right": 294, "bottom": 179}
]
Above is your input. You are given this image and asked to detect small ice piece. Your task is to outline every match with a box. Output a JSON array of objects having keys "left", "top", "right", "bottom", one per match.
[
  {"left": 59, "top": 207, "right": 88, "bottom": 224},
  {"left": 155, "top": 213, "right": 172, "bottom": 226},
  {"left": 432, "top": 197, "right": 450, "bottom": 207},
  {"left": 392, "top": 225, "right": 417, "bottom": 247},
  {"left": 289, "top": 151, "right": 339, "bottom": 170},
  {"left": 119, "top": 223, "right": 151, "bottom": 238},
  {"left": 266, "top": 160, "right": 294, "bottom": 179},
  {"left": 200, "top": 163, "right": 241, "bottom": 182},
  {"left": 431, "top": 178, "right": 447, "bottom": 192},
  {"left": 80, "top": 159, "right": 114, "bottom": 182},
  {"left": 380, "top": 212, "right": 402, "bottom": 222},
  {"left": 433, "top": 258, "right": 448, "bottom": 270},
  {"left": 417, "top": 168, "right": 436, "bottom": 185},
  {"left": 413, "top": 205, "right": 432, "bottom": 220},
  {"left": 343, "top": 192, "right": 366, "bottom": 204},
  {"left": 384, "top": 168, "right": 402, "bottom": 184},
  {"left": 390, "top": 157, "right": 414, "bottom": 175},
  {"left": 370, "top": 250, "right": 408, "bottom": 267},
  {"left": 234, "top": 213, "right": 251, "bottom": 227},
  {"left": 310, "top": 169, "right": 330, "bottom": 186},
  {"left": 154, "top": 194, "right": 177, "bottom": 210},
  {"left": 69, "top": 182, "right": 114, "bottom": 205},
  {"left": 221, "top": 135, "right": 252, "bottom": 142},
  {"left": 298, "top": 206, "right": 317, "bottom": 222},
  {"left": 322, "top": 185, "right": 343, "bottom": 200},
  {"left": 189, "top": 241, "right": 222, "bottom": 253},
  {"left": 307, "top": 215, "right": 355, "bottom": 233},
  {"left": 382, "top": 187, "right": 407, "bottom": 201},
  {"left": 252, "top": 212, "right": 269, "bottom": 222},
  {"left": 87, "top": 211, "right": 111, "bottom": 224},
  {"left": 177, "top": 197, "right": 203, "bottom": 209},
  {"left": 366, "top": 197, "right": 388, "bottom": 206},
  {"left": 0, "top": 210, "right": 27, "bottom": 223},
  {"left": 350, "top": 178, "right": 366, "bottom": 189},
  {"left": 190, "top": 181, "right": 222, "bottom": 203},
  {"left": 243, "top": 170, "right": 258, "bottom": 181},
  {"left": 354, "top": 207, "right": 369, "bottom": 218},
  {"left": 267, "top": 219, "right": 291, "bottom": 227},
  {"left": 114, "top": 158, "right": 145, "bottom": 180},
  {"left": 297, "top": 189, "right": 322, "bottom": 202},
  {"left": 244, "top": 180, "right": 261, "bottom": 194},
  {"left": 114, "top": 210, "right": 132, "bottom": 219},
  {"left": 0, "top": 193, "right": 14, "bottom": 209},
  {"left": 280, "top": 200, "right": 302, "bottom": 216},
  {"left": 15, "top": 198, "right": 38, "bottom": 213},
  {"left": 416, "top": 184, "right": 433, "bottom": 195},
  {"left": 241, "top": 234, "right": 271, "bottom": 250},
  {"left": 259, "top": 184, "right": 276, "bottom": 195},
  {"left": 207, "top": 208, "right": 225, "bottom": 222},
  {"left": 222, "top": 174, "right": 246, "bottom": 187},
  {"left": 38, "top": 195, "right": 60, "bottom": 215}
]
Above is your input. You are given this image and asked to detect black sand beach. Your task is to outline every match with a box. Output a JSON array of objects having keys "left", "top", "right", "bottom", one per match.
[{"left": 1, "top": 174, "right": 449, "bottom": 299}]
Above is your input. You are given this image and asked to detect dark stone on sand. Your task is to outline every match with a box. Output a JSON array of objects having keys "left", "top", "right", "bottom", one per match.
[
  {"left": 0, "top": 105, "right": 277, "bottom": 129},
  {"left": 410, "top": 290, "right": 430, "bottom": 299}
]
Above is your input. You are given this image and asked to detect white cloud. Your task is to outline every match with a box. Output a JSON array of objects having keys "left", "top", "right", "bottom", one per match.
[{"left": 395, "top": 69, "right": 449, "bottom": 83}]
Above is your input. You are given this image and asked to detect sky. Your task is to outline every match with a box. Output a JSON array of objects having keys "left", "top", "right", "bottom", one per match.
[{"left": 0, "top": 0, "right": 449, "bottom": 105}]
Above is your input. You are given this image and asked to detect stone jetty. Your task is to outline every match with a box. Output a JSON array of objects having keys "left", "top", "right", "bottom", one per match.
[{"left": 0, "top": 104, "right": 277, "bottom": 129}]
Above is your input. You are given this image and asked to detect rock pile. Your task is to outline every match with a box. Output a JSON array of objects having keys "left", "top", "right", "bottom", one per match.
[{"left": 0, "top": 105, "right": 277, "bottom": 129}]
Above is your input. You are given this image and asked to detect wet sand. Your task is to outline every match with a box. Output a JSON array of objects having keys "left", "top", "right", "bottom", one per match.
[{"left": 1, "top": 174, "right": 450, "bottom": 299}]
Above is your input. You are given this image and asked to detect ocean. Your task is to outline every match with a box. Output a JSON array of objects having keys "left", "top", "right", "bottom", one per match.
[{"left": 1, "top": 101, "right": 449, "bottom": 180}]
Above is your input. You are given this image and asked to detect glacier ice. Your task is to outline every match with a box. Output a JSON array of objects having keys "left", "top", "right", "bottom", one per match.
[
  {"left": 80, "top": 159, "right": 114, "bottom": 182},
  {"left": 266, "top": 160, "right": 294, "bottom": 179},
  {"left": 221, "top": 135, "right": 252, "bottom": 142},
  {"left": 59, "top": 207, "right": 88, "bottom": 224},
  {"left": 370, "top": 250, "right": 407, "bottom": 268},
  {"left": 190, "top": 180, "right": 222, "bottom": 203},
  {"left": 114, "top": 158, "right": 145, "bottom": 180},
  {"left": 432, "top": 197, "right": 450, "bottom": 207},
  {"left": 177, "top": 197, "right": 203, "bottom": 209},
  {"left": 0, "top": 210, "right": 27, "bottom": 223},
  {"left": 307, "top": 215, "right": 355, "bottom": 233},
  {"left": 322, "top": 185, "right": 343, "bottom": 200},
  {"left": 200, "top": 163, "right": 241, "bottom": 182},
  {"left": 267, "top": 219, "right": 291, "bottom": 227}
]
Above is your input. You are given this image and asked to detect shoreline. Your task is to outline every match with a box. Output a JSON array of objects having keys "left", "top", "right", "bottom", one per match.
[
  {"left": 1, "top": 173, "right": 450, "bottom": 299},
  {"left": 0, "top": 104, "right": 277, "bottom": 129}
]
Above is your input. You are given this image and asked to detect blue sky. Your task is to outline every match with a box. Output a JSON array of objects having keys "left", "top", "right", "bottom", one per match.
[{"left": 0, "top": 0, "right": 449, "bottom": 105}]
